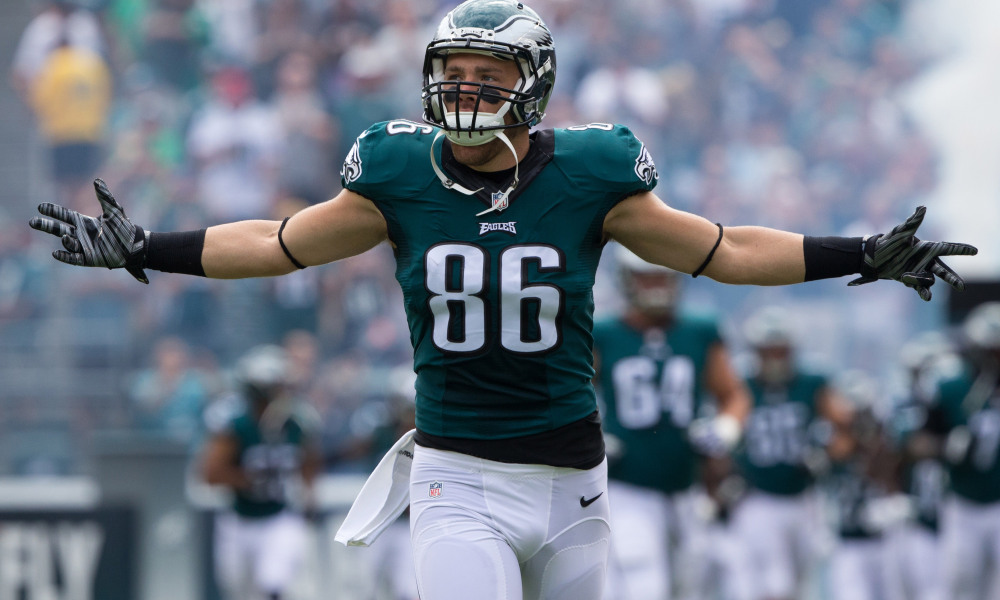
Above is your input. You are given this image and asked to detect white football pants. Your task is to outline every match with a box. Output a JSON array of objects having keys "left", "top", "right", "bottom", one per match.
[
  {"left": 730, "top": 489, "right": 826, "bottom": 600},
  {"left": 409, "top": 445, "right": 611, "bottom": 600},
  {"left": 213, "top": 510, "right": 307, "bottom": 599},
  {"left": 941, "top": 494, "right": 1000, "bottom": 600}
]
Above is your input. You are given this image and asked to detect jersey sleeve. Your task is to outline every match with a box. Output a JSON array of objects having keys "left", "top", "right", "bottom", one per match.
[
  {"left": 340, "top": 120, "right": 438, "bottom": 200},
  {"left": 554, "top": 124, "right": 658, "bottom": 201}
]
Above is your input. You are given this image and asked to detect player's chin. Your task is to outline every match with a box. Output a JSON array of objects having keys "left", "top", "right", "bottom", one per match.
[{"left": 450, "top": 139, "right": 504, "bottom": 168}]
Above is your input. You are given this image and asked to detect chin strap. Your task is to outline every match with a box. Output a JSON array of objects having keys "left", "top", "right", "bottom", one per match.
[
  {"left": 428, "top": 130, "right": 520, "bottom": 217},
  {"left": 430, "top": 130, "right": 483, "bottom": 196}
]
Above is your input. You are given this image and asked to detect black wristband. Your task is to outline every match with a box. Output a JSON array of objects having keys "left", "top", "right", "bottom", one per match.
[
  {"left": 146, "top": 230, "right": 207, "bottom": 276},
  {"left": 803, "top": 236, "right": 864, "bottom": 281}
]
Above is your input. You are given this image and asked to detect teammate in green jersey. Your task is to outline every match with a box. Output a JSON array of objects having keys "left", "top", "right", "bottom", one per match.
[
  {"left": 29, "top": 1, "right": 978, "bottom": 598},
  {"left": 729, "top": 307, "right": 854, "bottom": 600},
  {"left": 883, "top": 332, "right": 957, "bottom": 600},
  {"left": 823, "top": 370, "right": 902, "bottom": 600},
  {"left": 200, "top": 345, "right": 322, "bottom": 600},
  {"left": 934, "top": 302, "right": 1000, "bottom": 600},
  {"left": 594, "top": 244, "right": 750, "bottom": 600}
]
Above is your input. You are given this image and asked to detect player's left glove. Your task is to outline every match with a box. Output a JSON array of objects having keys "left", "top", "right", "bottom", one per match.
[
  {"left": 29, "top": 179, "right": 149, "bottom": 284},
  {"left": 848, "top": 206, "right": 977, "bottom": 301},
  {"left": 688, "top": 414, "right": 742, "bottom": 458}
]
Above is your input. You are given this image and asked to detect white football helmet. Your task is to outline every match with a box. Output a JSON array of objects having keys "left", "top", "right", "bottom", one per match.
[
  {"left": 615, "top": 244, "right": 681, "bottom": 318},
  {"left": 743, "top": 306, "right": 797, "bottom": 384},
  {"left": 235, "top": 344, "right": 291, "bottom": 403},
  {"left": 962, "top": 301, "right": 1000, "bottom": 351}
]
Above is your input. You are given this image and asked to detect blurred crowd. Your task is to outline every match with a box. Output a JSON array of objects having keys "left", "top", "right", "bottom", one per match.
[{"left": 1, "top": 0, "right": 962, "bottom": 476}]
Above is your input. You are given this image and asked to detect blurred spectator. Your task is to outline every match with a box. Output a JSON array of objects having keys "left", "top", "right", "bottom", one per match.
[
  {"left": 272, "top": 51, "right": 338, "bottom": 205},
  {"left": 574, "top": 58, "right": 669, "bottom": 129},
  {"left": 252, "top": 0, "right": 315, "bottom": 98},
  {"left": 187, "top": 63, "right": 283, "bottom": 222},
  {"left": 26, "top": 37, "right": 113, "bottom": 207},
  {"left": 128, "top": 336, "right": 215, "bottom": 442},
  {"left": 198, "top": 0, "right": 258, "bottom": 64},
  {"left": 141, "top": 0, "right": 209, "bottom": 93},
  {"left": 10, "top": 0, "right": 106, "bottom": 100}
]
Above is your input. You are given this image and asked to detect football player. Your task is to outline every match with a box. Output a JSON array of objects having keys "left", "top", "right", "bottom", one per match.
[
  {"left": 200, "top": 345, "right": 322, "bottom": 600},
  {"left": 823, "top": 371, "right": 903, "bottom": 600},
  {"left": 29, "top": 1, "right": 977, "bottom": 598},
  {"left": 936, "top": 302, "right": 1000, "bottom": 600},
  {"left": 594, "top": 244, "right": 751, "bottom": 600},
  {"left": 883, "top": 332, "right": 957, "bottom": 600},
  {"left": 729, "top": 307, "right": 854, "bottom": 600}
]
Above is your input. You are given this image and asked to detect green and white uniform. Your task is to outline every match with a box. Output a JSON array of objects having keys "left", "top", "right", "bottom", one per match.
[
  {"left": 824, "top": 455, "right": 894, "bottom": 600},
  {"left": 936, "top": 368, "right": 1000, "bottom": 503},
  {"left": 593, "top": 313, "right": 722, "bottom": 492},
  {"left": 344, "top": 120, "right": 657, "bottom": 468},
  {"left": 935, "top": 365, "right": 1000, "bottom": 600},
  {"left": 730, "top": 372, "right": 830, "bottom": 600},
  {"left": 208, "top": 396, "right": 313, "bottom": 598},
  {"left": 736, "top": 373, "right": 826, "bottom": 495},
  {"left": 226, "top": 408, "right": 311, "bottom": 517},
  {"left": 592, "top": 312, "right": 723, "bottom": 600},
  {"left": 343, "top": 120, "right": 658, "bottom": 600}
]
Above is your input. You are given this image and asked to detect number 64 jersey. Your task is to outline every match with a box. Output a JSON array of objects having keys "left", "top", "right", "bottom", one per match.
[{"left": 342, "top": 120, "right": 657, "bottom": 452}]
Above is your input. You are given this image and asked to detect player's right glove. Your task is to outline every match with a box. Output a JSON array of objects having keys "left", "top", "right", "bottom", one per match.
[
  {"left": 848, "top": 206, "right": 978, "bottom": 301},
  {"left": 29, "top": 179, "right": 149, "bottom": 284}
]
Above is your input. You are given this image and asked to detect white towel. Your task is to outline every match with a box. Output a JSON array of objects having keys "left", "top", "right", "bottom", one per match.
[{"left": 335, "top": 429, "right": 416, "bottom": 547}]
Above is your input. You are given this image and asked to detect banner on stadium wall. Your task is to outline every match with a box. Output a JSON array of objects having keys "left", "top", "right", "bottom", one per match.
[{"left": 0, "top": 506, "right": 136, "bottom": 600}]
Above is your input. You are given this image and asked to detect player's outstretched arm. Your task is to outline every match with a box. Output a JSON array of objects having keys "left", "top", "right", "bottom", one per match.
[
  {"left": 202, "top": 188, "right": 388, "bottom": 278},
  {"left": 30, "top": 180, "right": 389, "bottom": 280},
  {"left": 604, "top": 192, "right": 977, "bottom": 300}
]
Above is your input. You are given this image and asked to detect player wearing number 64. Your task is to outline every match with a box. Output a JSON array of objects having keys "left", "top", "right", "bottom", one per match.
[{"left": 28, "top": 1, "right": 977, "bottom": 599}]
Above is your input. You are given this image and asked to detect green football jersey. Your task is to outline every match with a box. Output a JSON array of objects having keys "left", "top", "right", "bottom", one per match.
[
  {"left": 342, "top": 120, "right": 657, "bottom": 440},
  {"left": 826, "top": 457, "right": 886, "bottom": 540},
  {"left": 592, "top": 313, "right": 722, "bottom": 493},
  {"left": 223, "top": 403, "right": 311, "bottom": 518},
  {"left": 735, "top": 373, "right": 826, "bottom": 496},
  {"left": 936, "top": 365, "right": 1000, "bottom": 503}
]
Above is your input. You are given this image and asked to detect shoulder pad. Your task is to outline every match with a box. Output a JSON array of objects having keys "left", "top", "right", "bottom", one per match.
[
  {"left": 341, "top": 120, "right": 440, "bottom": 198},
  {"left": 554, "top": 124, "right": 658, "bottom": 192}
]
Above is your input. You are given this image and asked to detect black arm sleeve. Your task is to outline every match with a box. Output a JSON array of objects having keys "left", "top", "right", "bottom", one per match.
[
  {"left": 802, "top": 236, "right": 864, "bottom": 281},
  {"left": 145, "top": 230, "right": 207, "bottom": 276}
]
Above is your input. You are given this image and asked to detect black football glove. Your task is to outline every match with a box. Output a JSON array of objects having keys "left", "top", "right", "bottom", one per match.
[
  {"left": 29, "top": 179, "right": 149, "bottom": 284},
  {"left": 848, "top": 206, "right": 978, "bottom": 301}
]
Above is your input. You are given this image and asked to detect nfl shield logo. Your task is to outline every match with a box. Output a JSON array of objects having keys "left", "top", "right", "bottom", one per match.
[
  {"left": 490, "top": 191, "right": 509, "bottom": 212},
  {"left": 428, "top": 481, "right": 443, "bottom": 498}
]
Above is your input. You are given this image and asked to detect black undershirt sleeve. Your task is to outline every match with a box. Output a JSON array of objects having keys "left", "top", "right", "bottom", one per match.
[{"left": 802, "top": 235, "right": 864, "bottom": 281}]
